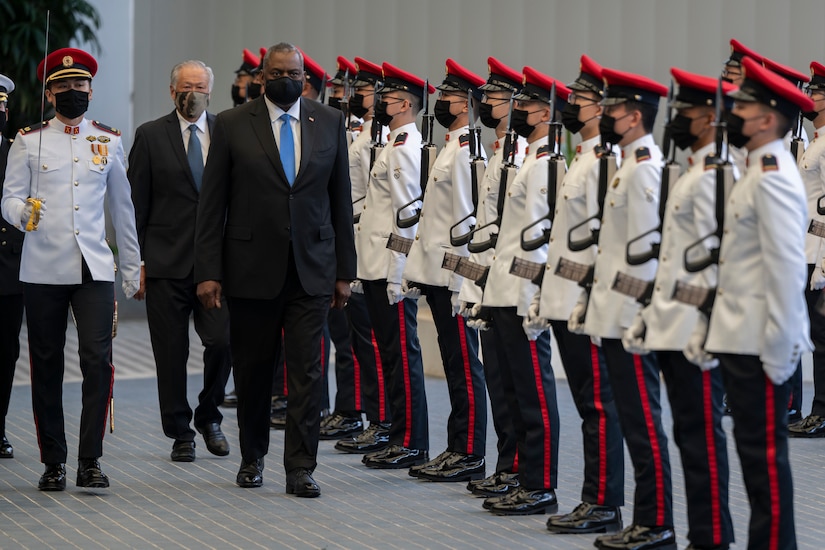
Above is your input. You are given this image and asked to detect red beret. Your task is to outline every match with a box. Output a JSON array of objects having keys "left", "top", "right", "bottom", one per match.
[
  {"left": 436, "top": 58, "right": 485, "bottom": 99},
  {"left": 727, "top": 39, "right": 764, "bottom": 67},
  {"left": 37, "top": 47, "right": 97, "bottom": 83},
  {"left": 602, "top": 67, "right": 667, "bottom": 106},
  {"left": 380, "top": 62, "right": 435, "bottom": 100},
  {"left": 353, "top": 57, "right": 383, "bottom": 87},
  {"left": 810, "top": 61, "right": 825, "bottom": 91},
  {"left": 330, "top": 56, "right": 357, "bottom": 85},
  {"left": 479, "top": 57, "right": 522, "bottom": 92},
  {"left": 762, "top": 57, "right": 810, "bottom": 86},
  {"left": 236, "top": 48, "right": 260, "bottom": 75},
  {"left": 730, "top": 56, "right": 815, "bottom": 118},
  {"left": 568, "top": 54, "right": 604, "bottom": 96},
  {"left": 670, "top": 67, "right": 737, "bottom": 109},
  {"left": 514, "top": 66, "right": 571, "bottom": 107}
]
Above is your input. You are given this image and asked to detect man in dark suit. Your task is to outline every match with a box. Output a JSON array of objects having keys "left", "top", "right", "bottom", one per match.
[
  {"left": 195, "top": 43, "right": 355, "bottom": 497},
  {"left": 129, "top": 60, "right": 232, "bottom": 463}
]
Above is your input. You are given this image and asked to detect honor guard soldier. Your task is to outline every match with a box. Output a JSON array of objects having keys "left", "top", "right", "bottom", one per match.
[
  {"left": 461, "top": 57, "right": 527, "bottom": 498},
  {"left": 0, "top": 73, "right": 22, "bottom": 460},
  {"left": 1, "top": 47, "right": 141, "bottom": 491},
  {"left": 356, "top": 63, "right": 433, "bottom": 469},
  {"left": 231, "top": 48, "right": 261, "bottom": 106},
  {"left": 299, "top": 48, "right": 330, "bottom": 102},
  {"left": 568, "top": 67, "right": 675, "bottom": 549},
  {"left": 525, "top": 55, "right": 625, "bottom": 535},
  {"left": 327, "top": 56, "right": 363, "bottom": 137},
  {"left": 688, "top": 55, "right": 814, "bottom": 550},
  {"left": 402, "top": 58, "right": 488, "bottom": 483},
  {"left": 723, "top": 39, "right": 765, "bottom": 177},
  {"left": 622, "top": 68, "right": 737, "bottom": 550},
  {"left": 478, "top": 67, "right": 567, "bottom": 516},
  {"left": 791, "top": 60, "right": 825, "bottom": 438}
]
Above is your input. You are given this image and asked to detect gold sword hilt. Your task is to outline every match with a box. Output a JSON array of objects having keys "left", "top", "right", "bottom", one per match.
[{"left": 25, "top": 197, "right": 42, "bottom": 231}]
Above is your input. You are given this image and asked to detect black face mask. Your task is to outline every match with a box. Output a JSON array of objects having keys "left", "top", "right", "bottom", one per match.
[
  {"left": 668, "top": 114, "right": 699, "bottom": 150},
  {"left": 0, "top": 111, "right": 6, "bottom": 134},
  {"left": 803, "top": 106, "right": 824, "bottom": 121},
  {"left": 265, "top": 77, "right": 303, "bottom": 107},
  {"left": 511, "top": 108, "right": 536, "bottom": 138},
  {"left": 231, "top": 85, "right": 244, "bottom": 106},
  {"left": 328, "top": 96, "right": 342, "bottom": 111},
  {"left": 479, "top": 103, "right": 499, "bottom": 129},
  {"left": 247, "top": 82, "right": 262, "bottom": 100},
  {"left": 561, "top": 103, "right": 585, "bottom": 134},
  {"left": 598, "top": 114, "right": 627, "bottom": 145},
  {"left": 350, "top": 93, "right": 369, "bottom": 118},
  {"left": 53, "top": 88, "right": 89, "bottom": 120},
  {"left": 434, "top": 99, "right": 458, "bottom": 128},
  {"left": 724, "top": 112, "right": 751, "bottom": 149},
  {"left": 374, "top": 100, "right": 394, "bottom": 126}
]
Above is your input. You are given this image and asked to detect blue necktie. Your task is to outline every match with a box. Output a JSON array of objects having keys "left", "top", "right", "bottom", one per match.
[
  {"left": 279, "top": 113, "right": 296, "bottom": 186},
  {"left": 187, "top": 124, "right": 203, "bottom": 191}
]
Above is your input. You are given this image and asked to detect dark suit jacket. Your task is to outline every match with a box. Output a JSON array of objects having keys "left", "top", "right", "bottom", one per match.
[
  {"left": 0, "top": 136, "right": 24, "bottom": 295},
  {"left": 128, "top": 110, "right": 216, "bottom": 279},
  {"left": 194, "top": 97, "right": 355, "bottom": 298}
]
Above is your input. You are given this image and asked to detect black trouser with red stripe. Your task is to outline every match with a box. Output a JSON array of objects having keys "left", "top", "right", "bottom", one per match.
[
  {"left": 719, "top": 353, "right": 795, "bottom": 550},
  {"left": 659, "top": 350, "right": 733, "bottom": 548},
  {"left": 272, "top": 330, "right": 329, "bottom": 405},
  {"left": 326, "top": 306, "right": 356, "bottom": 413},
  {"left": 601, "top": 338, "right": 672, "bottom": 528},
  {"left": 363, "top": 280, "right": 428, "bottom": 450},
  {"left": 551, "top": 321, "right": 623, "bottom": 507},
  {"left": 480, "top": 328, "right": 518, "bottom": 473},
  {"left": 0, "top": 293, "right": 24, "bottom": 438},
  {"left": 490, "top": 307, "right": 558, "bottom": 490},
  {"left": 419, "top": 285, "right": 486, "bottom": 456},
  {"left": 344, "top": 292, "right": 391, "bottom": 423},
  {"left": 805, "top": 263, "right": 825, "bottom": 418}
]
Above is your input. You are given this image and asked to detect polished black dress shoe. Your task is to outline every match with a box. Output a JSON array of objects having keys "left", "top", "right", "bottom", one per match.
[
  {"left": 595, "top": 524, "right": 676, "bottom": 550},
  {"left": 319, "top": 412, "right": 363, "bottom": 440},
  {"left": 270, "top": 396, "right": 287, "bottom": 429},
  {"left": 546, "top": 501, "right": 622, "bottom": 534},
  {"left": 488, "top": 487, "right": 558, "bottom": 516},
  {"left": 77, "top": 458, "right": 110, "bottom": 488},
  {"left": 337, "top": 422, "right": 390, "bottom": 454},
  {"left": 198, "top": 422, "right": 230, "bottom": 456},
  {"left": 482, "top": 486, "right": 521, "bottom": 509},
  {"left": 363, "top": 445, "right": 428, "bottom": 469},
  {"left": 789, "top": 414, "right": 825, "bottom": 438},
  {"left": 408, "top": 450, "right": 455, "bottom": 477},
  {"left": 685, "top": 544, "right": 729, "bottom": 550},
  {"left": 38, "top": 463, "right": 66, "bottom": 491},
  {"left": 285, "top": 467, "right": 321, "bottom": 498},
  {"left": 236, "top": 458, "right": 264, "bottom": 488},
  {"left": 171, "top": 440, "right": 196, "bottom": 462},
  {"left": 417, "top": 453, "right": 485, "bottom": 482},
  {"left": 471, "top": 470, "right": 520, "bottom": 497},
  {"left": 0, "top": 436, "right": 13, "bottom": 458},
  {"left": 221, "top": 390, "right": 238, "bottom": 408}
]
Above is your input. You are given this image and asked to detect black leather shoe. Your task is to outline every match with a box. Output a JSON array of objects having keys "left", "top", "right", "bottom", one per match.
[
  {"left": 417, "top": 453, "right": 485, "bottom": 482},
  {"left": 285, "top": 467, "right": 321, "bottom": 498},
  {"left": 221, "top": 390, "right": 238, "bottom": 408},
  {"left": 236, "top": 458, "right": 264, "bottom": 488},
  {"left": 271, "top": 395, "right": 288, "bottom": 413},
  {"left": 0, "top": 436, "right": 12, "bottom": 458},
  {"left": 337, "top": 422, "right": 390, "bottom": 454},
  {"left": 408, "top": 450, "right": 455, "bottom": 477},
  {"left": 488, "top": 487, "right": 558, "bottom": 515},
  {"left": 595, "top": 524, "right": 676, "bottom": 549},
  {"left": 472, "top": 471, "right": 520, "bottom": 497},
  {"left": 171, "top": 440, "right": 196, "bottom": 462},
  {"left": 789, "top": 414, "right": 825, "bottom": 438},
  {"left": 546, "top": 501, "right": 622, "bottom": 534},
  {"left": 363, "top": 445, "right": 428, "bottom": 469},
  {"left": 319, "top": 412, "right": 363, "bottom": 440},
  {"left": 38, "top": 463, "right": 66, "bottom": 491},
  {"left": 685, "top": 544, "right": 729, "bottom": 550},
  {"left": 198, "top": 422, "right": 230, "bottom": 456},
  {"left": 482, "top": 486, "right": 521, "bottom": 509},
  {"left": 77, "top": 458, "right": 110, "bottom": 488}
]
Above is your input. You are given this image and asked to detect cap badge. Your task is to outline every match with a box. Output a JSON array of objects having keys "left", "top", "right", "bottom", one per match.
[{"left": 62, "top": 55, "right": 74, "bottom": 68}]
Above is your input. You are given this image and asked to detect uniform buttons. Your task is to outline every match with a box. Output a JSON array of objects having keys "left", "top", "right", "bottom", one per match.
[
  {"left": 357, "top": 226, "right": 361, "bottom": 231},
  {"left": 609, "top": 200, "right": 615, "bottom": 207},
  {"left": 433, "top": 177, "right": 438, "bottom": 182},
  {"left": 415, "top": 235, "right": 420, "bottom": 240},
  {"left": 546, "top": 265, "right": 551, "bottom": 270},
  {"left": 656, "top": 285, "right": 661, "bottom": 292},
  {"left": 74, "top": 205, "right": 80, "bottom": 211},
  {"left": 75, "top": 229, "right": 80, "bottom": 235},
  {"left": 492, "top": 255, "right": 496, "bottom": 260},
  {"left": 674, "top": 205, "right": 679, "bottom": 210},
  {"left": 363, "top": 205, "right": 366, "bottom": 210},
  {"left": 42, "top": 164, "right": 48, "bottom": 170},
  {"left": 289, "top": 194, "right": 294, "bottom": 200},
  {"left": 719, "top": 259, "right": 724, "bottom": 265},
  {"left": 662, "top": 256, "right": 667, "bottom": 262},
  {"left": 549, "top": 237, "right": 554, "bottom": 242},
  {"left": 563, "top": 195, "right": 568, "bottom": 200},
  {"left": 593, "top": 277, "right": 598, "bottom": 283},
  {"left": 0, "top": 227, "right": 5, "bottom": 233},
  {"left": 717, "top": 289, "right": 723, "bottom": 296},
  {"left": 1, "top": 241, "right": 5, "bottom": 246},
  {"left": 74, "top": 181, "right": 79, "bottom": 186},
  {"left": 73, "top": 157, "right": 79, "bottom": 162},
  {"left": 724, "top": 229, "right": 729, "bottom": 234}
]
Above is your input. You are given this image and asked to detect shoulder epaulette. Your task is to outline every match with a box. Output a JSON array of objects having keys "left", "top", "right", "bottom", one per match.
[
  {"left": 352, "top": 124, "right": 363, "bottom": 133},
  {"left": 703, "top": 155, "right": 719, "bottom": 171},
  {"left": 459, "top": 134, "right": 470, "bottom": 147},
  {"left": 635, "top": 147, "right": 651, "bottom": 162},
  {"left": 19, "top": 121, "right": 48, "bottom": 135},
  {"left": 536, "top": 143, "right": 552, "bottom": 159},
  {"left": 594, "top": 144, "right": 608, "bottom": 158},
  {"left": 92, "top": 120, "right": 121, "bottom": 136},
  {"left": 393, "top": 132, "right": 408, "bottom": 146},
  {"left": 761, "top": 154, "right": 778, "bottom": 172}
]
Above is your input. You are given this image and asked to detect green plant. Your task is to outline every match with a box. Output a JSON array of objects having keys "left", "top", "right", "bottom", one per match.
[{"left": 0, "top": 0, "right": 100, "bottom": 137}]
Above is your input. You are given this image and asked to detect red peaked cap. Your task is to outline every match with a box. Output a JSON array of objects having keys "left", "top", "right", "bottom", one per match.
[
  {"left": 669, "top": 67, "right": 737, "bottom": 109},
  {"left": 727, "top": 38, "right": 764, "bottom": 67},
  {"left": 37, "top": 47, "right": 97, "bottom": 83},
  {"left": 514, "top": 66, "right": 571, "bottom": 108},
  {"left": 255, "top": 47, "right": 267, "bottom": 72},
  {"left": 236, "top": 48, "right": 260, "bottom": 75},
  {"left": 729, "top": 56, "right": 814, "bottom": 119},
  {"left": 298, "top": 48, "right": 331, "bottom": 93},
  {"left": 352, "top": 57, "right": 383, "bottom": 87},
  {"left": 380, "top": 62, "right": 436, "bottom": 101},
  {"left": 762, "top": 57, "right": 810, "bottom": 86},
  {"left": 330, "top": 56, "right": 357, "bottom": 85},
  {"left": 602, "top": 67, "right": 667, "bottom": 107},
  {"left": 436, "top": 58, "right": 486, "bottom": 100},
  {"left": 809, "top": 61, "right": 825, "bottom": 90},
  {"left": 479, "top": 56, "right": 523, "bottom": 92},
  {"left": 568, "top": 54, "right": 604, "bottom": 96}
]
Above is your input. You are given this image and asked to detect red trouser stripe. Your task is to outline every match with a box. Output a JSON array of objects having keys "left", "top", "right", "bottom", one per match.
[
  {"left": 397, "top": 302, "right": 412, "bottom": 448},
  {"left": 529, "top": 341, "right": 552, "bottom": 488},
  {"left": 372, "top": 330, "right": 387, "bottom": 422},
  {"left": 456, "top": 315, "right": 476, "bottom": 454},
  {"left": 513, "top": 449, "right": 519, "bottom": 473},
  {"left": 764, "top": 377, "right": 780, "bottom": 550},
  {"left": 702, "top": 370, "right": 722, "bottom": 545},
  {"left": 102, "top": 359, "right": 114, "bottom": 440},
  {"left": 591, "top": 342, "right": 607, "bottom": 505},
  {"left": 632, "top": 353, "right": 666, "bottom": 526},
  {"left": 352, "top": 346, "right": 362, "bottom": 410}
]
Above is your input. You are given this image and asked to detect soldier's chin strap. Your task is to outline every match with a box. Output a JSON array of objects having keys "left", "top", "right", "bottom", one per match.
[{"left": 27, "top": 10, "right": 50, "bottom": 232}]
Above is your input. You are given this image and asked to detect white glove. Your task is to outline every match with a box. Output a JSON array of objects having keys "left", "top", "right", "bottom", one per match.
[
  {"left": 524, "top": 292, "right": 549, "bottom": 331},
  {"left": 811, "top": 266, "right": 825, "bottom": 291},
  {"left": 458, "top": 301, "right": 473, "bottom": 318},
  {"left": 450, "top": 291, "right": 461, "bottom": 317},
  {"left": 350, "top": 280, "right": 364, "bottom": 294},
  {"left": 122, "top": 279, "right": 139, "bottom": 299},
  {"left": 466, "top": 302, "right": 489, "bottom": 331},
  {"left": 522, "top": 315, "right": 546, "bottom": 341},
  {"left": 20, "top": 200, "right": 46, "bottom": 228},
  {"left": 621, "top": 311, "right": 649, "bottom": 355},
  {"left": 590, "top": 335, "right": 602, "bottom": 347},
  {"left": 401, "top": 280, "right": 421, "bottom": 300},
  {"left": 568, "top": 300, "right": 587, "bottom": 335},
  {"left": 683, "top": 313, "right": 719, "bottom": 371},
  {"left": 763, "top": 361, "right": 795, "bottom": 386},
  {"left": 387, "top": 282, "right": 404, "bottom": 305}
]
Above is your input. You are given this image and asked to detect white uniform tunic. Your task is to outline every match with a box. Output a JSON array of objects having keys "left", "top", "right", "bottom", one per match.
[
  {"left": 349, "top": 118, "right": 373, "bottom": 215},
  {"left": 800, "top": 125, "right": 825, "bottom": 264}
]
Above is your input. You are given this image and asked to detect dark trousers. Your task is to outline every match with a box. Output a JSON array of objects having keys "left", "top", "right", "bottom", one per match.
[
  {"left": 420, "top": 285, "right": 486, "bottom": 456},
  {"left": 327, "top": 305, "right": 357, "bottom": 413},
  {"left": 659, "top": 351, "right": 733, "bottom": 547},
  {"left": 272, "top": 330, "right": 329, "bottom": 401},
  {"left": 601, "top": 338, "right": 672, "bottom": 527},
  {"left": 805, "top": 263, "right": 825, "bottom": 417},
  {"left": 145, "top": 276, "right": 231, "bottom": 442},
  {"left": 490, "top": 307, "right": 558, "bottom": 490},
  {"left": 344, "top": 291, "right": 390, "bottom": 422},
  {"left": 24, "top": 278, "right": 114, "bottom": 463},
  {"left": 362, "top": 280, "right": 428, "bottom": 450},
  {"left": 719, "top": 353, "right": 796, "bottom": 550},
  {"left": 551, "top": 321, "right": 624, "bottom": 506},
  {"left": 479, "top": 328, "right": 518, "bottom": 473},
  {"left": 0, "top": 293, "right": 24, "bottom": 435},
  {"left": 228, "top": 255, "right": 330, "bottom": 473}
]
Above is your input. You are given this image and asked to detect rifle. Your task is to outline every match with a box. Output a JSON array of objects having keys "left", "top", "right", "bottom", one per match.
[
  {"left": 567, "top": 129, "right": 617, "bottom": 252},
  {"left": 353, "top": 82, "right": 385, "bottom": 223},
  {"left": 626, "top": 81, "right": 680, "bottom": 265},
  {"left": 790, "top": 82, "right": 806, "bottom": 163},
  {"left": 397, "top": 79, "right": 435, "bottom": 229},
  {"left": 341, "top": 69, "right": 353, "bottom": 147},
  {"left": 466, "top": 95, "right": 518, "bottom": 254},
  {"left": 449, "top": 88, "right": 485, "bottom": 246}
]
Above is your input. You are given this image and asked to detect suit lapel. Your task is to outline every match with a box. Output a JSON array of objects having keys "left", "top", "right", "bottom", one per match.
[
  {"left": 249, "top": 97, "right": 290, "bottom": 185},
  {"left": 165, "top": 110, "right": 198, "bottom": 191},
  {"left": 295, "top": 98, "right": 317, "bottom": 188}
]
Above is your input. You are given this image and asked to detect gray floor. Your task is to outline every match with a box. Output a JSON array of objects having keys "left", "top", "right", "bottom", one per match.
[{"left": 1, "top": 318, "right": 824, "bottom": 549}]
